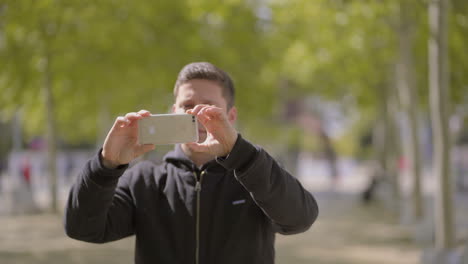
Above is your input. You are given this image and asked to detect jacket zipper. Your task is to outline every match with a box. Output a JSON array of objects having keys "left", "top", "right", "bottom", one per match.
[{"left": 194, "top": 170, "right": 205, "bottom": 264}]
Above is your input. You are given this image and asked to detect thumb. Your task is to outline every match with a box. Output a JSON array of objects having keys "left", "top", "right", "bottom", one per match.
[
  {"left": 134, "top": 144, "right": 156, "bottom": 157},
  {"left": 185, "top": 142, "right": 209, "bottom": 153}
]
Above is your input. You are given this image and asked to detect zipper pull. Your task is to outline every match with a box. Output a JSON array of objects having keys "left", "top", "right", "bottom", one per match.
[{"left": 194, "top": 170, "right": 206, "bottom": 191}]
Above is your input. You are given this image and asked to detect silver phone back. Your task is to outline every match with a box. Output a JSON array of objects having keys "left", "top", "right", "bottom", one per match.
[{"left": 138, "top": 114, "right": 199, "bottom": 145}]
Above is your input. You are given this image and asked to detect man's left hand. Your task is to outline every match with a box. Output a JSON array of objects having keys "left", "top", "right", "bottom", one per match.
[{"left": 186, "top": 105, "right": 238, "bottom": 157}]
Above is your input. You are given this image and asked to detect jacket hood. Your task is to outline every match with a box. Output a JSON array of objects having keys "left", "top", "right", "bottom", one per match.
[
  {"left": 163, "top": 144, "right": 194, "bottom": 170},
  {"left": 163, "top": 144, "right": 223, "bottom": 172}
]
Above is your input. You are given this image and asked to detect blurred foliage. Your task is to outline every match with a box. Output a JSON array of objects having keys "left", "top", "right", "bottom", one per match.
[
  {"left": 0, "top": 0, "right": 272, "bottom": 143},
  {"left": 0, "top": 0, "right": 467, "bottom": 152}
]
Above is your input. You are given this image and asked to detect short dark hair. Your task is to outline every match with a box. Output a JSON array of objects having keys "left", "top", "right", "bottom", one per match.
[{"left": 174, "top": 62, "right": 235, "bottom": 109}]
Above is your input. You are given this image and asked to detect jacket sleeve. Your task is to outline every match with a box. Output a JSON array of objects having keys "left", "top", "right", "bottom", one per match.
[
  {"left": 64, "top": 150, "right": 136, "bottom": 243},
  {"left": 217, "top": 135, "right": 319, "bottom": 235}
]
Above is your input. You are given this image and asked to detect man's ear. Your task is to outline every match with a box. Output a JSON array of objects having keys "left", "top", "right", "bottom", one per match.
[
  {"left": 228, "top": 106, "right": 237, "bottom": 124},
  {"left": 171, "top": 104, "right": 176, "bottom": 113}
]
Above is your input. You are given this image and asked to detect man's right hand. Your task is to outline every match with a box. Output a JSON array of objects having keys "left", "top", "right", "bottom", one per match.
[{"left": 101, "top": 110, "right": 155, "bottom": 169}]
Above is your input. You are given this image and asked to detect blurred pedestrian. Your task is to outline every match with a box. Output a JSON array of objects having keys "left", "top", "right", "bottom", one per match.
[
  {"left": 21, "top": 156, "right": 32, "bottom": 189},
  {"left": 64, "top": 62, "right": 319, "bottom": 264}
]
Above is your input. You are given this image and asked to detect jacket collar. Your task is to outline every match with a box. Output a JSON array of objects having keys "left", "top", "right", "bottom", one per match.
[{"left": 164, "top": 144, "right": 224, "bottom": 173}]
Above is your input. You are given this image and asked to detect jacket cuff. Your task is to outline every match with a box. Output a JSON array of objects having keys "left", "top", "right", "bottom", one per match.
[
  {"left": 87, "top": 149, "right": 129, "bottom": 187},
  {"left": 216, "top": 134, "right": 257, "bottom": 172}
]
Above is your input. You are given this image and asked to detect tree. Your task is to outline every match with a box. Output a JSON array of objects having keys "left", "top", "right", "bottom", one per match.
[
  {"left": 0, "top": 0, "right": 273, "bottom": 211},
  {"left": 396, "top": 0, "right": 423, "bottom": 221},
  {"left": 428, "top": 0, "right": 455, "bottom": 250}
]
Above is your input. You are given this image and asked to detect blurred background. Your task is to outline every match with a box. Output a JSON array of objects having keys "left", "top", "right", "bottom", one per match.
[{"left": 0, "top": 0, "right": 467, "bottom": 263}]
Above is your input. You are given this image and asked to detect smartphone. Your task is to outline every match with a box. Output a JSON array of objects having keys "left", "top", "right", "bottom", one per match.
[{"left": 138, "top": 114, "right": 199, "bottom": 145}]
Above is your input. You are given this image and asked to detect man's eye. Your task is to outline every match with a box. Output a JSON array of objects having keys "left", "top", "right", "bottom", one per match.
[{"left": 183, "top": 105, "right": 193, "bottom": 110}]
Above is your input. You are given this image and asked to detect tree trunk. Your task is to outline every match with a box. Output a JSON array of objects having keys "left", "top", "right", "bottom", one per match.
[
  {"left": 12, "top": 111, "right": 23, "bottom": 151},
  {"left": 373, "top": 83, "right": 400, "bottom": 213},
  {"left": 428, "top": 0, "right": 454, "bottom": 250},
  {"left": 386, "top": 90, "right": 401, "bottom": 213},
  {"left": 397, "top": 1, "right": 423, "bottom": 220},
  {"left": 43, "top": 51, "right": 58, "bottom": 214}
]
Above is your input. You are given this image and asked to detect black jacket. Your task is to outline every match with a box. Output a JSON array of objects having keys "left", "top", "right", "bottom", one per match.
[{"left": 64, "top": 135, "right": 318, "bottom": 264}]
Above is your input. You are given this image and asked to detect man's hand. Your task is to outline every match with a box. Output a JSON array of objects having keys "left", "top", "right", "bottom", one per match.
[
  {"left": 186, "top": 105, "right": 238, "bottom": 157},
  {"left": 101, "top": 110, "right": 155, "bottom": 169}
]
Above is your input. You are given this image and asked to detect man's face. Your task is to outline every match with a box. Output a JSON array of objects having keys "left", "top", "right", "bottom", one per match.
[{"left": 173, "top": 79, "right": 236, "bottom": 142}]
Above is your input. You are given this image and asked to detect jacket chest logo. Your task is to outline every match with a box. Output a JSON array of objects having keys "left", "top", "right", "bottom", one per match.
[{"left": 232, "top": 199, "right": 246, "bottom": 205}]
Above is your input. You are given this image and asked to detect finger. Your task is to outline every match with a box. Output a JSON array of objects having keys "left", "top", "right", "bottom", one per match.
[
  {"left": 202, "top": 108, "right": 217, "bottom": 124},
  {"left": 195, "top": 106, "right": 213, "bottom": 119},
  {"left": 137, "top": 109, "right": 151, "bottom": 116},
  {"left": 125, "top": 112, "right": 143, "bottom": 121},
  {"left": 195, "top": 110, "right": 210, "bottom": 126},
  {"left": 190, "top": 104, "right": 211, "bottom": 116},
  {"left": 188, "top": 105, "right": 203, "bottom": 115},
  {"left": 114, "top": 116, "right": 130, "bottom": 128},
  {"left": 134, "top": 144, "right": 156, "bottom": 156},
  {"left": 198, "top": 107, "right": 224, "bottom": 125},
  {"left": 202, "top": 106, "right": 222, "bottom": 119}
]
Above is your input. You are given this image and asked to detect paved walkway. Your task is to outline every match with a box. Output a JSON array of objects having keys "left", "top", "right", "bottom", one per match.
[
  {"left": 0, "top": 191, "right": 422, "bottom": 264},
  {"left": 276, "top": 191, "right": 420, "bottom": 264}
]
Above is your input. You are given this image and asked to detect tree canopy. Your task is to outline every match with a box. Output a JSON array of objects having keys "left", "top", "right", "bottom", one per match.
[{"left": 1, "top": 0, "right": 467, "bottom": 147}]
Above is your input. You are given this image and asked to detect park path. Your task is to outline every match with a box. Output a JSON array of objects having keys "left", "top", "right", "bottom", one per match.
[
  {"left": 0, "top": 190, "right": 422, "bottom": 264},
  {"left": 276, "top": 191, "right": 420, "bottom": 264}
]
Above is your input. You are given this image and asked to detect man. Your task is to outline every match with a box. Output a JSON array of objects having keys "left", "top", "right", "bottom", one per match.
[{"left": 64, "top": 62, "right": 318, "bottom": 264}]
